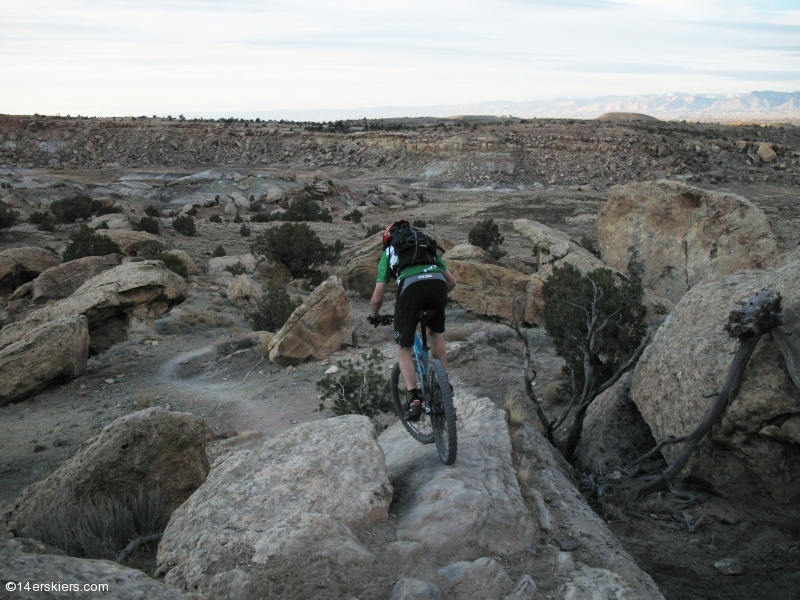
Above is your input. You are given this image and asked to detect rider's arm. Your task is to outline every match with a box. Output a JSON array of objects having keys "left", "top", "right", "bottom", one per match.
[
  {"left": 443, "top": 269, "right": 456, "bottom": 292},
  {"left": 370, "top": 282, "right": 387, "bottom": 319}
]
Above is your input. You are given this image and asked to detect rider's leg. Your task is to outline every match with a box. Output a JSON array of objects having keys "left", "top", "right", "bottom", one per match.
[
  {"left": 428, "top": 330, "right": 447, "bottom": 371},
  {"left": 398, "top": 345, "right": 417, "bottom": 390}
]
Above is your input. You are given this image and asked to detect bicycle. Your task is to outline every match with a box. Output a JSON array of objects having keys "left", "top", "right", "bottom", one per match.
[{"left": 372, "top": 311, "right": 457, "bottom": 465}]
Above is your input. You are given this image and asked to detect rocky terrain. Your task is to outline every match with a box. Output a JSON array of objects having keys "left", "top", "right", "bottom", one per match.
[{"left": 1, "top": 113, "right": 799, "bottom": 600}]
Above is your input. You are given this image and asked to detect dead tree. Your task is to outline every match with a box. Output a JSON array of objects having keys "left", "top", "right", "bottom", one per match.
[
  {"left": 632, "top": 289, "right": 784, "bottom": 498},
  {"left": 507, "top": 265, "right": 652, "bottom": 462}
]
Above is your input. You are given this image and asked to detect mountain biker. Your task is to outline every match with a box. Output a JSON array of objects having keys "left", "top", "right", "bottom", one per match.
[{"left": 368, "top": 220, "right": 457, "bottom": 422}]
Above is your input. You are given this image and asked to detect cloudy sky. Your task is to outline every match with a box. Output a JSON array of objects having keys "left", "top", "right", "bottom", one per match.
[{"left": 1, "top": 0, "right": 798, "bottom": 118}]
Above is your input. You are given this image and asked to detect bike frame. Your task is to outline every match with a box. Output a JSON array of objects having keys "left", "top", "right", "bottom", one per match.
[{"left": 412, "top": 329, "right": 429, "bottom": 404}]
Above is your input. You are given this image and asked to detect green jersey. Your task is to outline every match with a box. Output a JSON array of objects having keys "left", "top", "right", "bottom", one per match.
[{"left": 376, "top": 250, "right": 447, "bottom": 283}]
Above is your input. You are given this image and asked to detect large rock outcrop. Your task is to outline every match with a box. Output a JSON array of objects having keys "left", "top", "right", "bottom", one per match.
[
  {"left": 0, "top": 538, "right": 198, "bottom": 600},
  {"left": 5, "top": 408, "right": 209, "bottom": 535},
  {"left": 631, "top": 251, "right": 800, "bottom": 503},
  {"left": 17, "top": 260, "right": 186, "bottom": 352},
  {"left": 156, "top": 415, "right": 392, "bottom": 598},
  {"left": 208, "top": 253, "right": 256, "bottom": 275},
  {"left": 596, "top": 180, "right": 783, "bottom": 304},
  {"left": 268, "top": 275, "right": 353, "bottom": 365},
  {"left": 0, "top": 315, "right": 89, "bottom": 405},
  {"left": 0, "top": 246, "right": 61, "bottom": 297},
  {"left": 30, "top": 254, "right": 124, "bottom": 301}
]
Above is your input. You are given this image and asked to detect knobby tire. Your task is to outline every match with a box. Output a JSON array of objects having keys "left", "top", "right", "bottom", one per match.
[
  {"left": 391, "top": 363, "right": 435, "bottom": 444},
  {"left": 428, "top": 359, "right": 457, "bottom": 465}
]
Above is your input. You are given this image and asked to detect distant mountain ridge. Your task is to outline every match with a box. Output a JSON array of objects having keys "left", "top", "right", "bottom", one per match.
[{"left": 184, "top": 91, "right": 800, "bottom": 122}]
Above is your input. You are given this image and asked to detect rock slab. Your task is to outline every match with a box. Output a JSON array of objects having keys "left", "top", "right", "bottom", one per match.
[
  {"left": 156, "top": 415, "right": 392, "bottom": 598},
  {"left": 31, "top": 254, "right": 124, "bottom": 301},
  {"left": 380, "top": 395, "right": 537, "bottom": 556},
  {"left": 0, "top": 246, "right": 61, "bottom": 297}
]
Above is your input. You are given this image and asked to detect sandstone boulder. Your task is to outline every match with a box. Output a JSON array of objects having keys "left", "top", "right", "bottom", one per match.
[
  {"left": 0, "top": 538, "right": 197, "bottom": 600},
  {"left": 0, "top": 315, "right": 89, "bottom": 405},
  {"left": 97, "top": 229, "right": 161, "bottom": 255},
  {"left": 573, "top": 373, "right": 659, "bottom": 475},
  {"left": 226, "top": 275, "right": 263, "bottom": 311},
  {"left": 443, "top": 243, "right": 496, "bottom": 264},
  {"left": 438, "top": 557, "right": 513, "bottom": 600},
  {"left": 156, "top": 415, "right": 392, "bottom": 597},
  {"left": 757, "top": 142, "right": 777, "bottom": 163},
  {"left": 252, "top": 259, "right": 292, "bottom": 285},
  {"left": 631, "top": 252, "right": 800, "bottom": 503},
  {"left": 0, "top": 246, "right": 61, "bottom": 297},
  {"left": 5, "top": 408, "right": 209, "bottom": 534},
  {"left": 596, "top": 180, "right": 782, "bottom": 304},
  {"left": 89, "top": 212, "right": 131, "bottom": 230},
  {"left": 268, "top": 276, "right": 354, "bottom": 365},
  {"left": 19, "top": 260, "right": 186, "bottom": 353},
  {"left": 207, "top": 253, "right": 256, "bottom": 275},
  {"left": 30, "top": 254, "right": 124, "bottom": 301},
  {"left": 447, "top": 260, "right": 543, "bottom": 326}
]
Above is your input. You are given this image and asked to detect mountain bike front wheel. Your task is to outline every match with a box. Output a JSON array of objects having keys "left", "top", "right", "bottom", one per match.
[
  {"left": 427, "top": 359, "right": 457, "bottom": 465},
  {"left": 391, "top": 363, "right": 435, "bottom": 444}
]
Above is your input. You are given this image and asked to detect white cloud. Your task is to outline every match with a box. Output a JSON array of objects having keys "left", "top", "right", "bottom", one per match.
[{"left": 0, "top": 0, "right": 797, "bottom": 116}]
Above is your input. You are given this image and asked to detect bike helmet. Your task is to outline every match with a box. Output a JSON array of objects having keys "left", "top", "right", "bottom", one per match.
[{"left": 382, "top": 220, "right": 407, "bottom": 248}]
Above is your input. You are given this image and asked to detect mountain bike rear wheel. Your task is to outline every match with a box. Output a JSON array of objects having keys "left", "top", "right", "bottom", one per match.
[
  {"left": 391, "top": 363, "right": 435, "bottom": 444},
  {"left": 427, "top": 359, "right": 457, "bottom": 465}
]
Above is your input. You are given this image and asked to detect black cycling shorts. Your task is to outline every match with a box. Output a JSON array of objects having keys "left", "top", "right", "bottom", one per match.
[{"left": 393, "top": 278, "right": 448, "bottom": 347}]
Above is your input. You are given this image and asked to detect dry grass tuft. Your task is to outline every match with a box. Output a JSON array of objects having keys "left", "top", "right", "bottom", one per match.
[
  {"left": 503, "top": 388, "right": 526, "bottom": 426},
  {"left": 133, "top": 393, "right": 156, "bottom": 409},
  {"left": 19, "top": 487, "right": 170, "bottom": 560}
]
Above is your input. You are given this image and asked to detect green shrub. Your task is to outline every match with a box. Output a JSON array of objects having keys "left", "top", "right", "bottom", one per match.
[
  {"left": 0, "top": 203, "right": 18, "bottom": 229},
  {"left": 365, "top": 223, "right": 383, "bottom": 238},
  {"left": 412, "top": 219, "right": 427, "bottom": 228},
  {"left": 228, "top": 262, "right": 247, "bottom": 276},
  {"left": 343, "top": 209, "right": 363, "bottom": 223},
  {"left": 240, "top": 223, "right": 251, "bottom": 237},
  {"left": 250, "top": 222, "right": 337, "bottom": 279},
  {"left": 131, "top": 240, "right": 166, "bottom": 259},
  {"left": 30, "top": 211, "right": 56, "bottom": 232},
  {"left": 144, "top": 205, "right": 160, "bottom": 218},
  {"left": 50, "top": 195, "right": 95, "bottom": 223},
  {"left": 233, "top": 214, "right": 243, "bottom": 224},
  {"left": 280, "top": 195, "right": 332, "bottom": 223},
  {"left": 209, "top": 214, "right": 222, "bottom": 223},
  {"left": 250, "top": 213, "right": 271, "bottom": 223},
  {"left": 93, "top": 221, "right": 109, "bottom": 230},
  {"left": 50, "top": 195, "right": 119, "bottom": 223},
  {"left": 62, "top": 225, "right": 122, "bottom": 261},
  {"left": 135, "top": 216, "right": 160, "bottom": 235},
  {"left": 250, "top": 283, "right": 300, "bottom": 332},
  {"left": 468, "top": 218, "right": 505, "bottom": 259},
  {"left": 316, "top": 349, "right": 392, "bottom": 417},
  {"left": 158, "top": 253, "right": 188, "bottom": 278},
  {"left": 186, "top": 206, "right": 198, "bottom": 216},
  {"left": 172, "top": 215, "right": 196, "bottom": 236},
  {"left": 212, "top": 244, "right": 226, "bottom": 257}
]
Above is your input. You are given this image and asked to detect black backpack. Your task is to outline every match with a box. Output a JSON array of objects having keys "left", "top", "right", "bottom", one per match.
[{"left": 388, "top": 222, "right": 439, "bottom": 277}]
